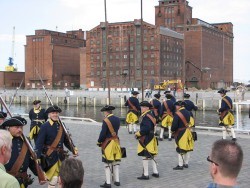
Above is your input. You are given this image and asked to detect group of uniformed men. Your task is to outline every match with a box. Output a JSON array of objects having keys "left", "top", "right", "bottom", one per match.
[
  {"left": 97, "top": 88, "right": 236, "bottom": 187},
  {"left": 0, "top": 87, "right": 236, "bottom": 188},
  {"left": 0, "top": 100, "right": 78, "bottom": 188}
]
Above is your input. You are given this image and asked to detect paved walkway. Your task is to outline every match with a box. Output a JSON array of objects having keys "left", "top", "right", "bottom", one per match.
[{"left": 25, "top": 120, "right": 250, "bottom": 188}]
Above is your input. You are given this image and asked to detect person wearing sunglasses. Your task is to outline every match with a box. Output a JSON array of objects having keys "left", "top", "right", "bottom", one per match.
[{"left": 207, "top": 139, "right": 243, "bottom": 188}]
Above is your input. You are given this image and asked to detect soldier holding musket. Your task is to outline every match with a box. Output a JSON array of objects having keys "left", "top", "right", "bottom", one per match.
[
  {"left": 29, "top": 100, "right": 48, "bottom": 142},
  {"left": 35, "top": 105, "right": 78, "bottom": 188},
  {"left": 1, "top": 116, "right": 38, "bottom": 187}
]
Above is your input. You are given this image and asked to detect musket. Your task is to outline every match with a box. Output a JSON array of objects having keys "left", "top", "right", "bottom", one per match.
[
  {"left": 137, "top": 137, "right": 158, "bottom": 165},
  {"left": 9, "top": 77, "right": 24, "bottom": 108},
  {"left": 35, "top": 68, "right": 78, "bottom": 156},
  {"left": 0, "top": 95, "right": 47, "bottom": 185}
]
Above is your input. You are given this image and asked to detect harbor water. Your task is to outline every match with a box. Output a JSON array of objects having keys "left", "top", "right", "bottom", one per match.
[{"left": 10, "top": 103, "right": 250, "bottom": 130}]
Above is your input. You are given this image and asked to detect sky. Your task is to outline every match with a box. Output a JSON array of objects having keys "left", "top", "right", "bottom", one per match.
[{"left": 0, "top": 0, "right": 249, "bottom": 82}]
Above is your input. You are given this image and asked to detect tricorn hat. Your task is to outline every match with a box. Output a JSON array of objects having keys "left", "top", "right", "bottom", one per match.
[
  {"left": 164, "top": 90, "right": 171, "bottom": 94},
  {"left": 218, "top": 88, "right": 228, "bottom": 94},
  {"left": 140, "top": 101, "right": 153, "bottom": 108},
  {"left": 174, "top": 100, "right": 186, "bottom": 107},
  {"left": 132, "top": 91, "right": 139, "bottom": 95},
  {"left": 184, "top": 93, "right": 190, "bottom": 98},
  {"left": 46, "top": 105, "right": 62, "bottom": 113},
  {"left": 1, "top": 116, "right": 27, "bottom": 128},
  {"left": 33, "top": 100, "right": 41, "bottom": 105},
  {"left": 100, "top": 105, "right": 115, "bottom": 112},
  {"left": 154, "top": 93, "right": 161, "bottom": 99},
  {"left": 0, "top": 112, "right": 7, "bottom": 119}
]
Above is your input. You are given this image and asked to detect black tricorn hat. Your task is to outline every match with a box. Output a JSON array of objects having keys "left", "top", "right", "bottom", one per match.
[
  {"left": 33, "top": 100, "right": 41, "bottom": 105},
  {"left": 132, "top": 91, "right": 139, "bottom": 95},
  {"left": 1, "top": 116, "right": 27, "bottom": 128},
  {"left": 184, "top": 93, "right": 190, "bottom": 98},
  {"left": 0, "top": 112, "right": 7, "bottom": 119},
  {"left": 100, "top": 105, "right": 115, "bottom": 112},
  {"left": 165, "top": 93, "right": 173, "bottom": 99},
  {"left": 154, "top": 93, "right": 161, "bottom": 99},
  {"left": 218, "top": 88, "right": 228, "bottom": 94},
  {"left": 164, "top": 90, "right": 171, "bottom": 94},
  {"left": 140, "top": 101, "right": 153, "bottom": 108},
  {"left": 174, "top": 100, "right": 186, "bottom": 106},
  {"left": 46, "top": 105, "right": 62, "bottom": 113}
]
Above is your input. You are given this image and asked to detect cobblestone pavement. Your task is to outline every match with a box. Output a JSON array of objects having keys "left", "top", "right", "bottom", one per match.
[{"left": 25, "top": 120, "right": 250, "bottom": 188}]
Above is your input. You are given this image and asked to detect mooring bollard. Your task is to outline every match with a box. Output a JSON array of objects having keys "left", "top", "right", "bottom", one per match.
[
  {"left": 19, "top": 96, "right": 21, "bottom": 105},
  {"left": 94, "top": 97, "right": 96, "bottom": 107},
  {"left": 84, "top": 97, "right": 87, "bottom": 107},
  {"left": 203, "top": 99, "right": 206, "bottom": 111}
]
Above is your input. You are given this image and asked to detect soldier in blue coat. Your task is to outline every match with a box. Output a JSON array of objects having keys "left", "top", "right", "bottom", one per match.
[
  {"left": 135, "top": 101, "right": 159, "bottom": 180},
  {"left": 1, "top": 116, "right": 37, "bottom": 188},
  {"left": 0, "top": 111, "right": 7, "bottom": 126},
  {"left": 29, "top": 100, "right": 48, "bottom": 142},
  {"left": 184, "top": 93, "right": 198, "bottom": 127},
  {"left": 171, "top": 101, "right": 194, "bottom": 170},
  {"left": 125, "top": 91, "right": 140, "bottom": 134},
  {"left": 150, "top": 93, "right": 161, "bottom": 134},
  {"left": 97, "top": 105, "right": 122, "bottom": 188},
  {"left": 35, "top": 105, "right": 78, "bottom": 188},
  {"left": 217, "top": 89, "right": 236, "bottom": 140},
  {"left": 159, "top": 94, "right": 175, "bottom": 141}
]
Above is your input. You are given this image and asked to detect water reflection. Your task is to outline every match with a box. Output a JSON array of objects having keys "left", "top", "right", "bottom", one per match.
[{"left": 9, "top": 104, "right": 250, "bottom": 130}]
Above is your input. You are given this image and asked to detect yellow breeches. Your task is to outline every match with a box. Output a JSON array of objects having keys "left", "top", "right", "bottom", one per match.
[
  {"left": 126, "top": 112, "right": 138, "bottom": 124},
  {"left": 46, "top": 160, "right": 61, "bottom": 181},
  {"left": 177, "top": 129, "right": 194, "bottom": 152},
  {"left": 29, "top": 125, "right": 40, "bottom": 139},
  {"left": 161, "top": 115, "right": 173, "bottom": 128},
  {"left": 189, "top": 116, "right": 195, "bottom": 127},
  {"left": 220, "top": 111, "right": 234, "bottom": 126},
  {"left": 102, "top": 140, "right": 122, "bottom": 161},
  {"left": 137, "top": 137, "right": 158, "bottom": 156}
]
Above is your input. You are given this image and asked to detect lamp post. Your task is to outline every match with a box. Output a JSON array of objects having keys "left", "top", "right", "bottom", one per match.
[
  {"left": 140, "top": 0, "right": 144, "bottom": 100},
  {"left": 104, "top": 0, "right": 111, "bottom": 104}
]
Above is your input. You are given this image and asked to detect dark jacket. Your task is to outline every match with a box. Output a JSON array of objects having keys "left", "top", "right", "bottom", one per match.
[
  {"left": 98, "top": 114, "right": 120, "bottom": 143},
  {"left": 160, "top": 99, "right": 175, "bottom": 117},
  {"left": 5, "top": 137, "right": 37, "bottom": 187},
  {"left": 35, "top": 119, "right": 72, "bottom": 171},
  {"left": 219, "top": 95, "right": 233, "bottom": 112},
  {"left": 184, "top": 99, "right": 198, "bottom": 117},
  {"left": 29, "top": 107, "right": 48, "bottom": 129},
  {"left": 125, "top": 96, "right": 140, "bottom": 114}
]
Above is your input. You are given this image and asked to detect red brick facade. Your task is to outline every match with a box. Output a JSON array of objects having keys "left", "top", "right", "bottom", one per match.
[
  {"left": 85, "top": 20, "right": 184, "bottom": 90},
  {"left": 155, "top": 0, "right": 233, "bottom": 89},
  {"left": 25, "top": 29, "right": 85, "bottom": 89},
  {"left": 0, "top": 71, "right": 25, "bottom": 89}
]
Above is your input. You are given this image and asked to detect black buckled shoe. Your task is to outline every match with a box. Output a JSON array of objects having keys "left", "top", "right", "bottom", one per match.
[
  {"left": 183, "top": 164, "right": 188, "bottom": 168},
  {"left": 100, "top": 182, "right": 111, "bottom": 188},
  {"left": 114, "top": 182, "right": 120, "bottom": 186},
  {"left": 129, "top": 131, "right": 132, "bottom": 134},
  {"left": 137, "top": 174, "right": 149, "bottom": 180},
  {"left": 232, "top": 138, "right": 237, "bottom": 141},
  {"left": 152, "top": 173, "right": 159, "bottom": 178},
  {"left": 173, "top": 165, "right": 183, "bottom": 170}
]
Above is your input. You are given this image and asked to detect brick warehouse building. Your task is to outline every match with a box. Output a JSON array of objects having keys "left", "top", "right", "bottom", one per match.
[
  {"left": 25, "top": 29, "right": 85, "bottom": 89},
  {"left": 85, "top": 20, "right": 184, "bottom": 90},
  {"left": 0, "top": 71, "right": 25, "bottom": 89},
  {"left": 155, "top": 0, "right": 233, "bottom": 89}
]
